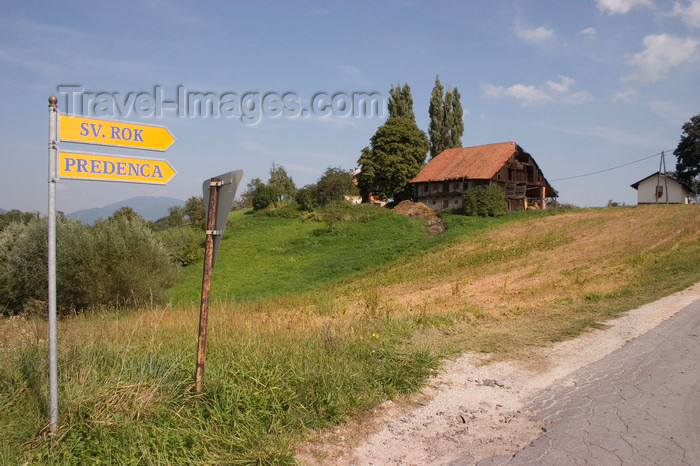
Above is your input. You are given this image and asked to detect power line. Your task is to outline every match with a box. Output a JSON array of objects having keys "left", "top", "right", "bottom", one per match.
[{"left": 550, "top": 150, "right": 673, "bottom": 182}]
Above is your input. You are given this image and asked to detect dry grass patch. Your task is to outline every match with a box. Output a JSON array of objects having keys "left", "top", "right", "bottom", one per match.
[{"left": 382, "top": 206, "right": 699, "bottom": 316}]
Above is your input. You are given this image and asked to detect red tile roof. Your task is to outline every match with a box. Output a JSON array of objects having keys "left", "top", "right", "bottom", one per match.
[{"left": 411, "top": 142, "right": 519, "bottom": 183}]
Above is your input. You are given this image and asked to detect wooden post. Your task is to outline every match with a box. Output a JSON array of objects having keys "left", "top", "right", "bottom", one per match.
[
  {"left": 195, "top": 178, "right": 219, "bottom": 392},
  {"left": 540, "top": 186, "right": 546, "bottom": 210}
]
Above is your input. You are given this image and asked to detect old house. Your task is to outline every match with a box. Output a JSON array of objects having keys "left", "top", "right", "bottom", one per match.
[
  {"left": 630, "top": 172, "right": 692, "bottom": 204},
  {"left": 411, "top": 142, "right": 555, "bottom": 212}
]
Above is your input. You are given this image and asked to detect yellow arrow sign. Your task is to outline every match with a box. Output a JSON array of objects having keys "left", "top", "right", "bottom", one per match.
[
  {"left": 59, "top": 151, "right": 177, "bottom": 185},
  {"left": 59, "top": 114, "right": 175, "bottom": 151}
]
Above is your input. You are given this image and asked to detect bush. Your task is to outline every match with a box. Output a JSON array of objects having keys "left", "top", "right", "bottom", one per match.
[
  {"left": 253, "top": 201, "right": 304, "bottom": 219},
  {"left": 462, "top": 185, "right": 508, "bottom": 217},
  {"left": 0, "top": 216, "right": 178, "bottom": 315},
  {"left": 251, "top": 183, "right": 277, "bottom": 211},
  {"left": 158, "top": 225, "right": 203, "bottom": 266},
  {"left": 314, "top": 167, "right": 358, "bottom": 206},
  {"left": 294, "top": 184, "right": 318, "bottom": 212}
]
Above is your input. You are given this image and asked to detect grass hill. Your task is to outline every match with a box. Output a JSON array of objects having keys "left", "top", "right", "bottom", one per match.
[
  {"left": 169, "top": 206, "right": 515, "bottom": 304},
  {"left": 2, "top": 204, "right": 699, "bottom": 463}
]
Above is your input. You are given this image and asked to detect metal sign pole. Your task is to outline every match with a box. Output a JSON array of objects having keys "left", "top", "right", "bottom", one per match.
[
  {"left": 47, "top": 95, "right": 59, "bottom": 435},
  {"left": 195, "top": 178, "right": 220, "bottom": 392}
]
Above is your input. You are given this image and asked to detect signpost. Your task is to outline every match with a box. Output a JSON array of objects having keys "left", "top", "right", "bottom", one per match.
[
  {"left": 195, "top": 170, "right": 243, "bottom": 392},
  {"left": 59, "top": 151, "right": 176, "bottom": 184},
  {"left": 47, "top": 96, "right": 59, "bottom": 438},
  {"left": 47, "top": 96, "right": 176, "bottom": 436},
  {"left": 59, "top": 114, "right": 175, "bottom": 151}
]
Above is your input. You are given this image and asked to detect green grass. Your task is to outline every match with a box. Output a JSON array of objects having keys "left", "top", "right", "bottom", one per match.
[
  {"left": 1, "top": 307, "right": 443, "bottom": 464},
  {"left": 2, "top": 204, "right": 699, "bottom": 464},
  {"left": 169, "top": 205, "right": 543, "bottom": 303}
]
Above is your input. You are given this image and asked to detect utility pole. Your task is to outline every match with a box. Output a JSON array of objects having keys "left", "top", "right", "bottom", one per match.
[{"left": 655, "top": 151, "right": 669, "bottom": 204}]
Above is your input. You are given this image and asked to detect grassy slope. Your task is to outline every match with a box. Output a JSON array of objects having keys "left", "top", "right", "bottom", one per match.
[
  {"left": 169, "top": 207, "right": 524, "bottom": 303},
  {"left": 2, "top": 204, "right": 699, "bottom": 464}
]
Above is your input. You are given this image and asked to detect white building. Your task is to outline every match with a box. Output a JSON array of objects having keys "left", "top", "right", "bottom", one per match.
[{"left": 630, "top": 172, "right": 692, "bottom": 204}]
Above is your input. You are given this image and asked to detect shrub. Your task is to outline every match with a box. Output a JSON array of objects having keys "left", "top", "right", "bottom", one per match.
[
  {"left": 253, "top": 201, "right": 304, "bottom": 219},
  {"left": 0, "top": 216, "right": 178, "bottom": 315},
  {"left": 158, "top": 225, "right": 203, "bottom": 266},
  {"left": 314, "top": 167, "right": 359, "bottom": 206},
  {"left": 251, "top": 183, "right": 277, "bottom": 211},
  {"left": 294, "top": 185, "right": 318, "bottom": 212},
  {"left": 462, "top": 184, "right": 508, "bottom": 217}
]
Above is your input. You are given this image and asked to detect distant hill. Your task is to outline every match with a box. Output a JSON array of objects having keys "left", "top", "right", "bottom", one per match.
[
  {"left": 67, "top": 196, "right": 185, "bottom": 224},
  {"left": 0, "top": 208, "right": 6, "bottom": 214}
]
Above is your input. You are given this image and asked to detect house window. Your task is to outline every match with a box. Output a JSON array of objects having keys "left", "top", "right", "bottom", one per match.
[
  {"left": 423, "top": 185, "right": 429, "bottom": 194},
  {"left": 453, "top": 182, "right": 459, "bottom": 191},
  {"left": 432, "top": 184, "right": 438, "bottom": 192},
  {"left": 443, "top": 182, "right": 450, "bottom": 192}
]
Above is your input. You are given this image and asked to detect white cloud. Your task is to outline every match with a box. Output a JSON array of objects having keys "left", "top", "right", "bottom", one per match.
[
  {"left": 517, "top": 26, "right": 555, "bottom": 43},
  {"left": 613, "top": 87, "right": 638, "bottom": 101},
  {"left": 672, "top": 0, "right": 700, "bottom": 27},
  {"left": 578, "top": 27, "right": 597, "bottom": 37},
  {"left": 625, "top": 33, "right": 699, "bottom": 82},
  {"left": 485, "top": 83, "right": 550, "bottom": 105},
  {"left": 546, "top": 76, "right": 575, "bottom": 93},
  {"left": 596, "top": 0, "right": 653, "bottom": 14},
  {"left": 484, "top": 76, "right": 591, "bottom": 106}
]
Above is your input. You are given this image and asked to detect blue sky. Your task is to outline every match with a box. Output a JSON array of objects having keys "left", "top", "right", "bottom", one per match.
[{"left": 1, "top": 0, "right": 699, "bottom": 213}]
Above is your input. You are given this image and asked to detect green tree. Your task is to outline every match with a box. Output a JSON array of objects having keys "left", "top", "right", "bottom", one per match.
[
  {"left": 315, "top": 167, "right": 359, "bottom": 206},
  {"left": 184, "top": 196, "right": 205, "bottom": 229},
  {"left": 387, "top": 83, "right": 415, "bottom": 121},
  {"left": 674, "top": 113, "right": 700, "bottom": 194},
  {"left": 428, "top": 76, "right": 445, "bottom": 159},
  {"left": 428, "top": 75, "right": 464, "bottom": 159},
  {"left": 165, "top": 205, "right": 186, "bottom": 228},
  {"left": 250, "top": 164, "right": 297, "bottom": 211},
  {"left": 448, "top": 87, "right": 464, "bottom": 148},
  {"left": 268, "top": 163, "right": 296, "bottom": 202},
  {"left": 357, "top": 116, "right": 429, "bottom": 202},
  {"left": 294, "top": 184, "right": 318, "bottom": 211},
  {"left": 110, "top": 206, "right": 142, "bottom": 222},
  {"left": 232, "top": 178, "right": 261, "bottom": 210},
  {"left": 252, "top": 182, "right": 277, "bottom": 211}
]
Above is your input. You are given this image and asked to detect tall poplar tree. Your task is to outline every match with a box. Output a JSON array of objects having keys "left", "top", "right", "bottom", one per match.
[
  {"left": 428, "top": 76, "right": 445, "bottom": 159},
  {"left": 387, "top": 83, "right": 415, "bottom": 121},
  {"left": 428, "top": 75, "right": 464, "bottom": 159},
  {"left": 448, "top": 87, "right": 464, "bottom": 148}
]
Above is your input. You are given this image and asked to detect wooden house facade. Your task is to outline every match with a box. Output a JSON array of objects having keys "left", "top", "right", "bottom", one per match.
[{"left": 411, "top": 142, "right": 556, "bottom": 212}]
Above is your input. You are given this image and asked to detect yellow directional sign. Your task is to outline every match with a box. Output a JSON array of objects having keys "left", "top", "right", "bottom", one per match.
[
  {"left": 59, "top": 151, "right": 177, "bottom": 185},
  {"left": 59, "top": 114, "right": 175, "bottom": 151}
]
